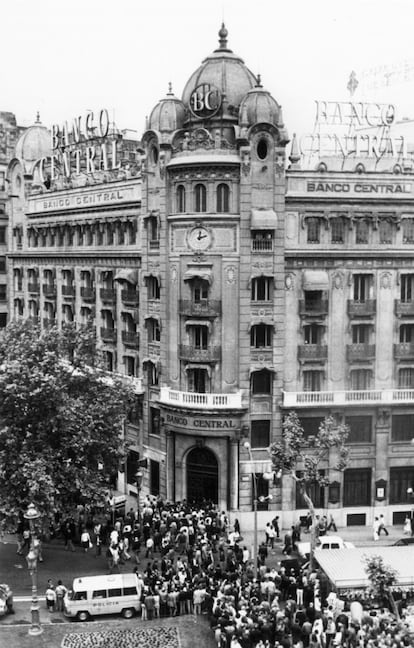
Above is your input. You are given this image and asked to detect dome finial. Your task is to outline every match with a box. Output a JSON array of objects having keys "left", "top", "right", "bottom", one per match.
[
  {"left": 35, "top": 111, "right": 41, "bottom": 124},
  {"left": 256, "top": 74, "right": 262, "bottom": 88},
  {"left": 168, "top": 82, "right": 173, "bottom": 95},
  {"left": 218, "top": 22, "right": 228, "bottom": 49}
]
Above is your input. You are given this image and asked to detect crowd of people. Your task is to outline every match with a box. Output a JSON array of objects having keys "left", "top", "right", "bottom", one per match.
[{"left": 15, "top": 498, "right": 414, "bottom": 647}]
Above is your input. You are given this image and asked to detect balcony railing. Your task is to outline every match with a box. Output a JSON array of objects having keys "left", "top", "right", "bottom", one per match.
[
  {"left": 122, "top": 330, "right": 139, "bottom": 347},
  {"left": 80, "top": 287, "right": 95, "bottom": 301},
  {"left": 100, "top": 327, "right": 117, "bottom": 342},
  {"left": 62, "top": 285, "right": 75, "bottom": 297},
  {"left": 42, "top": 284, "right": 57, "bottom": 298},
  {"left": 149, "top": 240, "right": 160, "bottom": 250},
  {"left": 283, "top": 388, "right": 414, "bottom": 407},
  {"left": 100, "top": 288, "right": 116, "bottom": 303},
  {"left": 346, "top": 343, "right": 376, "bottom": 361},
  {"left": 395, "top": 300, "right": 414, "bottom": 317},
  {"left": 394, "top": 342, "right": 414, "bottom": 359},
  {"left": 101, "top": 370, "right": 144, "bottom": 395},
  {"left": 299, "top": 300, "right": 329, "bottom": 317},
  {"left": 28, "top": 283, "right": 40, "bottom": 294},
  {"left": 298, "top": 345, "right": 328, "bottom": 361},
  {"left": 121, "top": 289, "right": 139, "bottom": 306},
  {"left": 347, "top": 300, "right": 376, "bottom": 317},
  {"left": 251, "top": 239, "right": 274, "bottom": 253},
  {"left": 159, "top": 387, "right": 243, "bottom": 409},
  {"left": 179, "top": 345, "right": 221, "bottom": 362},
  {"left": 179, "top": 299, "right": 222, "bottom": 317}
]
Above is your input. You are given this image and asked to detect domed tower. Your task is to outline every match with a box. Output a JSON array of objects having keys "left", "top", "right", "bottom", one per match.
[
  {"left": 148, "top": 84, "right": 186, "bottom": 142},
  {"left": 14, "top": 114, "right": 51, "bottom": 174}
]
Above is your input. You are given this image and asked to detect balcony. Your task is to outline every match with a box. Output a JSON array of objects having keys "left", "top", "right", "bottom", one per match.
[
  {"left": 394, "top": 342, "right": 414, "bottom": 359},
  {"left": 101, "top": 370, "right": 144, "bottom": 395},
  {"left": 282, "top": 388, "right": 414, "bottom": 408},
  {"left": 395, "top": 300, "right": 414, "bottom": 317},
  {"left": 179, "top": 345, "right": 221, "bottom": 362},
  {"left": 251, "top": 239, "right": 274, "bottom": 253},
  {"left": 298, "top": 345, "right": 328, "bottom": 362},
  {"left": 28, "top": 282, "right": 40, "bottom": 294},
  {"left": 346, "top": 343, "right": 376, "bottom": 362},
  {"left": 149, "top": 240, "right": 160, "bottom": 250},
  {"left": 80, "top": 287, "right": 95, "bottom": 301},
  {"left": 159, "top": 387, "right": 243, "bottom": 410},
  {"left": 122, "top": 330, "right": 139, "bottom": 347},
  {"left": 42, "top": 284, "right": 57, "bottom": 298},
  {"left": 100, "top": 327, "right": 117, "bottom": 343},
  {"left": 179, "top": 300, "right": 222, "bottom": 317},
  {"left": 121, "top": 289, "right": 139, "bottom": 306},
  {"left": 100, "top": 288, "right": 116, "bottom": 303},
  {"left": 62, "top": 285, "right": 75, "bottom": 298},
  {"left": 347, "top": 300, "right": 376, "bottom": 318},
  {"left": 299, "top": 299, "right": 329, "bottom": 318}
]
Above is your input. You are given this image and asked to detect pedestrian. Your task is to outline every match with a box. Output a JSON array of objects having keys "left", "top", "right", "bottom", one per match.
[
  {"left": 94, "top": 522, "right": 102, "bottom": 557},
  {"left": 267, "top": 524, "right": 276, "bottom": 549},
  {"left": 326, "top": 514, "right": 337, "bottom": 532},
  {"left": 80, "top": 527, "right": 91, "bottom": 552},
  {"left": 271, "top": 515, "right": 280, "bottom": 539},
  {"left": 62, "top": 519, "right": 76, "bottom": 552},
  {"left": 378, "top": 514, "right": 389, "bottom": 536},
  {"left": 373, "top": 516, "right": 380, "bottom": 541},
  {"left": 234, "top": 518, "right": 240, "bottom": 534},
  {"left": 282, "top": 529, "right": 293, "bottom": 555},
  {"left": 55, "top": 580, "right": 67, "bottom": 612},
  {"left": 45, "top": 583, "right": 56, "bottom": 612},
  {"left": 403, "top": 515, "right": 411, "bottom": 535}
]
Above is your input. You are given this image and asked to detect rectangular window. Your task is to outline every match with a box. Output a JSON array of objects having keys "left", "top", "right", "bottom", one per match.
[
  {"left": 331, "top": 217, "right": 345, "bottom": 243},
  {"left": 251, "top": 420, "right": 270, "bottom": 448},
  {"left": 187, "top": 368, "right": 208, "bottom": 393},
  {"left": 355, "top": 219, "right": 369, "bottom": 244},
  {"left": 0, "top": 284, "right": 6, "bottom": 301},
  {"left": 390, "top": 467, "right": 414, "bottom": 503},
  {"left": 150, "top": 407, "right": 160, "bottom": 435},
  {"left": 379, "top": 218, "right": 393, "bottom": 244},
  {"left": 352, "top": 324, "right": 370, "bottom": 343},
  {"left": 295, "top": 471, "right": 325, "bottom": 509},
  {"left": 150, "top": 459, "right": 160, "bottom": 496},
  {"left": 400, "top": 324, "right": 414, "bottom": 343},
  {"left": 192, "top": 325, "right": 208, "bottom": 350},
  {"left": 398, "top": 368, "right": 414, "bottom": 388},
  {"left": 148, "top": 320, "right": 160, "bottom": 342},
  {"left": 307, "top": 217, "right": 320, "bottom": 243},
  {"left": 92, "top": 590, "right": 107, "bottom": 599},
  {"left": 353, "top": 274, "right": 371, "bottom": 301},
  {"left": 401, "top": 274, "right": 414, "bottom": 303},
  {"left": 124, "top": 356, "right": 135, "bottom": 377},
  {"left": 391, "top": 414, "right": 414, "bottom": 442},
  {"left": 126, "top": 449, "right": 139, "bottom": 485},
  {"left": 253, "top": 474, "right": 270, "bottom": 511},
  {"left": 0, "top": 227, "right": 6, "bottom": 244},
  {"left": 108, "top": 588, "right": 122, "bottom": 597},
  {"left": 251, "top": 370, "right": 272, "bottom": 395},
  {"left": 123, "top": 587, "right": 137, "bottom": 596},
  {"left": 304, "top": 290, "right": 323, "bottom": 312},
  {"left": 303, "top": 370, "right": 322, "bottom": 392},
  {"left": 304, "top": 324, "right": 322, "bottom": 345},
  {"left": 350, "top": 369, "right": 372, "bottom": 390},
  {"left": 251, "top": 277, "right": 272, "bottom": 301},
  {"left": 299, "top": 417, "right": 324, "bottom": 438},
  {"left": 148, "top": 277, "right": 160, "bottom": 300},
  {"left": 193, "top": 281, "right": 209, "bottom": 302},
  {"left": 0, "top": 313, "right": 7, "bottom": 328},
  {"left": 403, "top": 219, "right": 414, "bottom": 244},
  {"left": 343, "top": 468, "right": 371, "bottom": 506},
  {"left": 250, "top": 324, "right": 272, "bottom": 348},
  {"left": 345, "top": 416, "right": 372, "bottom": 443},
  {"left": 0, "top": 257, "right": 5, "bottom": 272}
]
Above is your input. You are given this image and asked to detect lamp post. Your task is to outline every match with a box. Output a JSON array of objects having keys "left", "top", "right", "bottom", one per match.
[
  {"left": 136, "top": 469, "right": 143, "bottom": 530},
  {"left": 23, "top": 503, "right": 43, "bottom": 636},
  {"left": 244, "top": 441, "right": 260, "bottom": 579}
]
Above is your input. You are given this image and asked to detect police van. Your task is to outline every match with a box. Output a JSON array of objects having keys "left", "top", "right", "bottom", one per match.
[{"left": 64, "top": 573, "right": 140, "bottom": 621}]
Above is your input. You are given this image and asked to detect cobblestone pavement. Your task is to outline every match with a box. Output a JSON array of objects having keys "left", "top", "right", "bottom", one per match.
[{"left": 61, "top": 626, "right": 180, "bottom": 648}]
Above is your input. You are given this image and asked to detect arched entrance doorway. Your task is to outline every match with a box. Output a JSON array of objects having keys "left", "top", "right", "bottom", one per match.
[{"left": 186, "top": 446, "right": 218, "bottom": 504}]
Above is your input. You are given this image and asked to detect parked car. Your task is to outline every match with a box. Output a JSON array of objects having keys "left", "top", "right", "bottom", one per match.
[
  {"left": 392, "top": 537, "right": 414, "bottom": 546},
  {"left": 296, "top": 534, "right": 355, "bottom": 560}
]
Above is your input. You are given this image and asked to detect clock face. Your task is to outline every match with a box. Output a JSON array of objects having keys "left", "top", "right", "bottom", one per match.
[{"left": 188, "top": 226, "right": 212, "bottom": 251}]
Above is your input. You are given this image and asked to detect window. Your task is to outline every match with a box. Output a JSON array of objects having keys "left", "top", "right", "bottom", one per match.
[
  {"left": 355, "top": 219, "right": 369, "bottom": 244},
  {"left": 108, "top": 588, "right": 122, "bottom": 597},
  {"left": 92, "top": 590, "right": 107, "bottom": 599},
  {"left": 331, "top": 217, "right": 345, "bottom": 243},
  {"left": 148, "top": 319, "right": 160, "bottom": 343},
  {"left": 251, "top": 276, "right": 272, "bottom": 301},
  {"left": 251, "top": 230, "right": 273, "bottom": 252},
  {"left": 193, "top": 280, "right": 209, "bottom": 302},
  {"left": 149, "top": 216, "right": 159, "bottom": 242},
  {"left": 73, "top": 591, "right": 87, "bottom": 601},
  {"left": 148, "top": 361, "right": 159, "bottom": 386},
  {"left": 125, "top": 356, "right": 136, "bottom": 377},
  {"left": 299, "top": 417, "right": 324, "bottom": 438},
  {"left": 251, "top": 370, "right": 272, "bottom": 395},
  {"left": 194, "top": 183, "right": 207, "bottom": 212},
  {"left": 352, "top": 324, "right": 370, "bottom": 343},
  {"left": 304, "top": 291, "right": 323, "bottom": 312},
  {"left": 126, "top": 450, "right": 139, "bottom": 485},
  {"left": 0, "top": 227, "right": 5, "bottom": 244},
  {"left": 0, "top": 257, "right": 5, "bottom": 272},
  {"left": 295, "top": 471, "right": 325, "bottom": 508},
  {"left": 307, "top": 218, "right": 321, "bottom": 243},
  {"left": 390, "top": 467, "right": 414, "bottom": 503},
  {"left": 350, "top": 369, "right": 372, "bottom": 390},
  {"left": 123, "top": 587, "right": 137, "bottom": 596},
  {"left": 400, "top": 325, "right": 414, "bottom": 343},
  {"left": 353, "top": 274, "right": 371, "bottom": 302},
  {"left": 187, "top": 368, "right": 208, "bottom": 393},
  {"left": 304, "top": 324, "right": 322, "bottom": 345},
  {"left": 303, "top": 370, "right": 322, "bottom": 392},
  {"left": 176, "top": 185, "right": 186, "bottom": 213},
  {"left": 343, "top": 468, "right": 371, "bottom": 506},
  {"left": 216, "top": 184, "right": 230, "bottom": 213},
  {"left": 398, "top": 368, "right": 414, "bottom": 388},
  {"left": 127, "top": 399, "right": 142, "bottom": 426},
  {"left": 253, "top": 474, "right": 270, "bottom": 510},
  {"left": 251, "top": 420, "right": 270, "bottom": 448},
  {"left": 379, "top": 218, "right": 393, "bottom": 244},
  {"left": 392, "top": 414, "right": 414, "bottom": 442},
  {"left": 257, "top": 139, "right": 268, "bottom": 160},
  {"left": 403, "top": 219, "right": 414, "bottom": 244},
  {"left": 250, "top": 324, "right": 272, "bottom": 348},
  {"left": 0, "top": 284, "right": 6, "bottom": 301},
  {"left": 150, "top": 459, "right": 160, "bottom": 496},
  {"left": 0, "top": 313, "right": 6, "bottom": 328},
  {"left": 105, "top": 351, "right": 114, "bottom": 372},
  {"left": 147, "top": 276, "right": 160, "bottom": 300},
  {"left": 150, "top": 407, "right": 160, "bottom": 436},
  {"left": 345, "top": 416, "right": 372, "bottom": 443},
  {"left": 192, "top": 325, "right": 208, "bottom": 350},
  {"left": 401, "top": 274, "right": 414, "bottom": 303}
]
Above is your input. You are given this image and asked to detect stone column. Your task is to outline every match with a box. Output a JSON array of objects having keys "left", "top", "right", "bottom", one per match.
[{"left": 230, "top": 438, "right": 239, "bottom": 511}]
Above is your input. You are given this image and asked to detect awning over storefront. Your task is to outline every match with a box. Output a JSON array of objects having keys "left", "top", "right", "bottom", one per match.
[
  {"left": 114, "top": 269, "right": 139, "bottom": 284},
  {"left": 251, "top": 209, "right": 277, "bottom": 230},
  {"left": 183, "top": 269, "right": 213, "bottom": 284},
  {"left": 302, "top": 270, "right": 329, "bottom": 291}
]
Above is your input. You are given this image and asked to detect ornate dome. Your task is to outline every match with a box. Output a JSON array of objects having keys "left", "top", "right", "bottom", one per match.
[
  {"left": 148, "top": 84, "right": 186, "bottom": 132},
  {"left": 182, "top": 24, "right": 257, "bottom": 122},
  {"left": 239, "top": 78, "right": 281, "bottom": 127},
  {"left": 15, "top": 114, "right": 51, "bottom": 164}
]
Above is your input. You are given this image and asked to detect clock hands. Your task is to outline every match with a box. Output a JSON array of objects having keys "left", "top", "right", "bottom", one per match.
[{"left": 197, "top": 231, "right": 208, "bottom": 240}]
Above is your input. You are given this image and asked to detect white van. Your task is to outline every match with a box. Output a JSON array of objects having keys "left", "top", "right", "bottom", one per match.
[{"left": 64, "top": 573, "right": 140, "bottom": 621}]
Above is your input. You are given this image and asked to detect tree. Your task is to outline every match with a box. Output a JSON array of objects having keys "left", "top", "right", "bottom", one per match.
[
  {"left": 363, "top": 554, "right": 400, "bottom": 619},
  {"left": 268, "top": 411, "right": 349, "bottom": 569},
  {"left": 0, "top": 320, "right": 135, "bottom": 525}
]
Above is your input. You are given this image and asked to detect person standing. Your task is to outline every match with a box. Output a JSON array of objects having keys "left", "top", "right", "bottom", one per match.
[
  {"left": 45, "top": 584, "right": 56, "bottom": 612},
  {"left": 378, "top": 514, "right": 389, "bottom": 536},
  {"left": 55, "top": 580, "right": 67, "bottom": 612},
  {"left": 373, "top": 516, "right": 380, "bottom": 541},
  {"left": 271, "top": 515, "right": 280, "bottom": 539}
]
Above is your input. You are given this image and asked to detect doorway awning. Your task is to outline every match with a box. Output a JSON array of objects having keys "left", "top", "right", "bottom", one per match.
[
  {"left": 251, "top": 209, "right": 277, "bottom": 229},
  {"left": 185, "top": 319, "right": 212, "bottom": 332},
  {"left": 114, "top": 269, "right": 139, "bottom": 284},
  {"left": 302, "top": 270, "right": 329, "bottom": 291},
  {"left": 183, "top": 269, "right": 213, "bottom": 284},
  {"left": 184, "top": 363, "right": 212, "bottom": 377}
]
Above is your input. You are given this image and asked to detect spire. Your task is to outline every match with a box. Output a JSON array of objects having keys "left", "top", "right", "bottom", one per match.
[
  {"left": 218, "top": 22, "right": 228, "bottom": 49},
  {"left": 289, "top": 133, "right": 301, "bottom": 169},
  {"left": 35, "top": 111, "right": 41, "bottom": 124},
  {"left": 255, "top": 74, "right": 262, "bottom": 88},
  {"left": 167, "top": 82, "right": 173, "bottom": 95}
]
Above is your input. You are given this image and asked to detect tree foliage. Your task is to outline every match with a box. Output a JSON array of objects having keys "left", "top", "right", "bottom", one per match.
[
  {"left": 363, "top": 554, "right": 400, "bottom": 618},
  {"left": 0, "top": 320, "right": 135, "bottom": 523}
]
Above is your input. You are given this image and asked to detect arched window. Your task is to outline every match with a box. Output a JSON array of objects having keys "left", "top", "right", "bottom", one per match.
[
  {"left": 194, "top": 184, "right": 207, "bottom": 213},
  {"left": 176, "top": 185, "right": 186, "bottom": 213},
  {"left": 216, "top": 183, "right": 229, "bottom": 213}
]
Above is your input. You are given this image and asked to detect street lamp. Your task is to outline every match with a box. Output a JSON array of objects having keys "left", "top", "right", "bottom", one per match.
[
  {"left": 136, "top": 469, "right": 144, "bottom": 529},
  {"left": 23, "top": 503, "right": 43, "bottom": 636}
]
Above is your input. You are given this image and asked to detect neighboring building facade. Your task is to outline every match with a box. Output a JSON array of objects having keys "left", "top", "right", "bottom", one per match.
[{"left": 6, "top": 27, "right": 414, "bottom": 527}]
